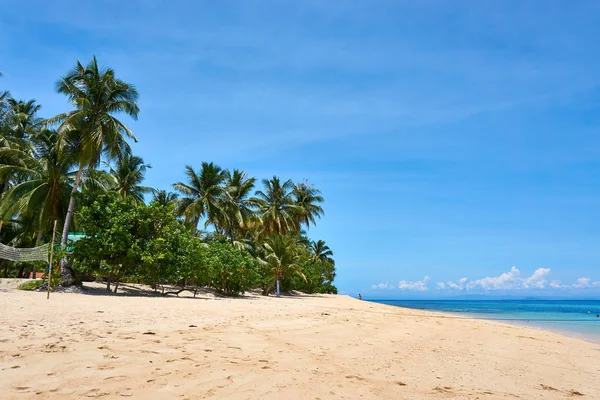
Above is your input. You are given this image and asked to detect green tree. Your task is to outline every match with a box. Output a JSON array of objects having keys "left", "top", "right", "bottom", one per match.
[
  {"left": 258, "top": 234, "right": 306, "bottom": 296},
  {"left": 152, "top": 190, "right": 178, "bottom": 206},
  {"left": 136, "top": 202, "right": 192, "bottom": 289},
  {"left": 309, "top": 239, "right": 334, "bottom": 264},
  {"left": 108, "top": 154, "right": 153, "bottom": 203},
  {"left": 221, "top": 169, "right": 257, "bottom": 241},
  {"left": 46, "top": 57, "right": 140, "bottom": 284},
  {"left": 4, "top": 99, "right": 41, "bottom": 146},
  {"left": 202, "top": 241, "right": 260, "bottom": 295},
  {"left": 293, "top": 182, "right": 324, "bottom": 230},
  {"left": 253, "top": 177, "right": 300, "bottom": 236},
  {"left": 173, "top": 163, "right": 226, "bottom": 234},
  {"left": 73, "top": 194, "right": 141, "bottom": 291},
  {"left": 0, "top": 130, "right": 74, "bottom": 243}
]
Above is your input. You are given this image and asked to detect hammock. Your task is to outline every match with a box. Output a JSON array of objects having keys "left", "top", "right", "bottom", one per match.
[{"left": 0, "top": 242, "right": 49, "bottom": 262}]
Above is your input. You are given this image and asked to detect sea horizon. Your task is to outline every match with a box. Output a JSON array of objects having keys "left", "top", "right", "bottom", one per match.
[{"left": 371, "top": 299, "right": 600, "bottom": 344}]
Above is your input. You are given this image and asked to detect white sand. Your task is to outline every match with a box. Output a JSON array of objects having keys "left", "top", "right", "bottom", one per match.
[{"left": 1, "top": 286, "right": 599, "bottom": 399}]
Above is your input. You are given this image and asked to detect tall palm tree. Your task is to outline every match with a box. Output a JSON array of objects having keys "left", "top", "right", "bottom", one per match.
[
  {"left": 293, "top": 182, "right": 324, "bottom": 229},
  {"left": 46, "top": 56, "right": 140, "bottom": 284},
  {"left": 259, "top": 234, "right": 306, "bottom": 296},
  {"left": 221, "top": 169, "right": 257, "bottom": 240},
  {"left": 108, "top": 154, "right": 152, "bottom": 203},
  {"left": 173, "top": 162, "right": 226, "bottom": 234},
  {"left": 253, "top": 176, "right": 300, "bottom": 236},
  {"left": 152, "top": 190, "right": 178, "bottom": 206}
]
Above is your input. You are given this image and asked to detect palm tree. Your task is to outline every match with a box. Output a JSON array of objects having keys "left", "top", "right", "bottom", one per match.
[
  {"left": 0, "top": 130, "right": 74, "bottom": 244},
  {"left": 309, "top": 239, "right": 334, "bottom": 264},
  {"left": 259, "top": 234, "right": 306, "bottom": 296},
  {"left": 152, "top": 190, "right": 178, "bottom": 206},
  {"left": 0, "top": 71, "right": 9, "bottom": 124},
  {"left": 108, "top": 154, "right": 152, "bottom": 203},
  {"left": 173, "top": 163, "right": 226, "bottom": 234},
  {"left": 293, "top": 182, "right": 324, "bottom": 229},
  {"left": 5, "top": 99, "right": 41, "bottom": 144},
  {"left": 0, "top": 98, "right": 41, "bottom": 199},
  {"left": 253, "top": 176, "right": 300, "bottom": 236},
  {"left": 221, "top": 169, "right": 257, "bottom": 240},
  {"left": 46, "top": 56, "right": 140, "bottom": 284}
]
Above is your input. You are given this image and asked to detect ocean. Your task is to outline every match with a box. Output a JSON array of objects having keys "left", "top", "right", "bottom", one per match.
[{"left": 372, "top": 299, "right": 600, "bottom": 343}]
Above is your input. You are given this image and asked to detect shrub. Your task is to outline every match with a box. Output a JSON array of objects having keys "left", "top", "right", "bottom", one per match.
[{"left": 17, "top": 280, "right": 43, "bottom": 291}]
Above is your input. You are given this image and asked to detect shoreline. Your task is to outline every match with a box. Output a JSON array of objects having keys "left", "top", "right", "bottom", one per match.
[
  {"left": 2, "top": 288, "right": 599, "bottom": 399},
  {"left": 369, "top": 299, "right": 600, "bottom": 345}
]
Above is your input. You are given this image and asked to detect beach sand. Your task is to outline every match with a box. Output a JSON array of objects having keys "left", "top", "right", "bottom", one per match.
[{"left": 1, "top": 285, "right": 599, "bottom": 399}]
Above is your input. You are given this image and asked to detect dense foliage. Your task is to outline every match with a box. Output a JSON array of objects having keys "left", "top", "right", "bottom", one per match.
[{"left": 0, "top": 59, "right": 337, "bottom": 295}]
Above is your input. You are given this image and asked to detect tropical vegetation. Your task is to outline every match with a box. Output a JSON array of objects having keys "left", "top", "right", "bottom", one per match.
[{"left": 0, "top": 59, "right": 337, "bottom": 295}]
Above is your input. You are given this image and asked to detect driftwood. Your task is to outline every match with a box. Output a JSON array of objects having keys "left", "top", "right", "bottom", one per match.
[{"left": 161, "top": 286, "right": 200, "bottom": 297}]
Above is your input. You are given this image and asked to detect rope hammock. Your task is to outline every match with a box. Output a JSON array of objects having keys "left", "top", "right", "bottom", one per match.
[{"left": 0, "top": 242, "right": 49, "bottom": 262}]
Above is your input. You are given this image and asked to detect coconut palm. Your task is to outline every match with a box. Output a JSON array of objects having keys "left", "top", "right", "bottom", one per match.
[
  {"left": 152, "top": 190, "right": 178, "bottom": 206},
  {"left": 0, "top": 72, "right": 9, "bottom": 124},
  {"left": 0, "top": 130, "right": 74, "bottom": 243},
  {"left": 308, "top": 239, "right": 334, "bottom": 264},
  {"left": 45, "top": 57, "right": 139, "bottom": 283},
  {"left": 293, "top": 182, "right": 324, "bottom": 229},
  {"left": 173, "top": 162, "right": 226, "bottom": 233},
  {"left": 220, "top": 169, "right": 257, "bottom": 240},
  {"left": 108, "top": 154, "right": 152, "bottom": 203},
  {"left": 259, "top": 234, "right": 306, "bottom": 296},
  {"left": 5, "top": 99, "right": 41, "bottom": 143},
  {"left": 253, "top": 176, "right": 300, "bottom": 236},
  {"left": 0, "top": 98, "right": 41, "bottom": 199}
]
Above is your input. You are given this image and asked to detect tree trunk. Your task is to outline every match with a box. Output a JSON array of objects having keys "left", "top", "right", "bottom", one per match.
[
  {"left": 106, "top": 277, "right": 111, "bottom": 292},
  {"left": 59, "top": 164, "right": 85, "bottom": 286},
  {"left": 262, "top": 278, "right": 277, "bottom": 296}
]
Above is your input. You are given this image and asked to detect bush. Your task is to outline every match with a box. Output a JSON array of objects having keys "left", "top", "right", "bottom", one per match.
[
  {"left": 17, "top": 280, "right": 43, "bottom": 291},
  {"left": 204, "top": 241, "right": 260, "bottom": 295}
]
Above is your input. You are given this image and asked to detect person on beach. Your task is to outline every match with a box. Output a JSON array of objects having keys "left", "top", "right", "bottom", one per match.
[{"left": 358, "top": 293, "right": 362, "bottom": 300}]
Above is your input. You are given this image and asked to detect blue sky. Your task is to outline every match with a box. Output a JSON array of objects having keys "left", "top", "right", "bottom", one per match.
[{"left": 2, "top": 1, "right": 600, "bottom": 298}]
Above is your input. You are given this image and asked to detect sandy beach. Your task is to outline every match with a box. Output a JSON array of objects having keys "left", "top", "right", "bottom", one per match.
[{"left": 1, "top": 286, "right": 599, "bottom": 400}]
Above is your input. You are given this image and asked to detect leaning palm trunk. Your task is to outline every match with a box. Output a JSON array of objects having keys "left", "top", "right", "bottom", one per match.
[{"left": 59, "top": 165, "right": 84, "bottom": 285}]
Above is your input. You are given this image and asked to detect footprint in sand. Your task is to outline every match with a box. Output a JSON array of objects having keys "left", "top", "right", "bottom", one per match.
[
  {"left": 345, "top": 375, "right": 367, "bottom": 381},
  {"left": 104, "top": 376, "right": 129, "bottom": 382}
]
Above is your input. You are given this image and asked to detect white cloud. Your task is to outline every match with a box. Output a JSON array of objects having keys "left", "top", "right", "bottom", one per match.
[
  {"left": 572, "top": 277, "right": 592, "bottom": 289},
  {"left": 398, "top": 276, "right": 430, "bottom": 291},
  {"left": 550, "top": 280, "right": 562, "bottom": 288},
  {"left": 467, "top": 266, "right": 522, "bottom": 290},
  {"left": 522, "top": 268, "right": 551, "bottom": 289},
  {"left": 371, "top": 282, "right": 395, "bottom": 290},
  {"left": 546, "top": 277, "right": 600, "bottom": 289},
  {"left": 446, "top": 277, "right": 468, "bottom": 290},
  {"left": 375, "top": 269, "right": 600, "bottom": 292}
]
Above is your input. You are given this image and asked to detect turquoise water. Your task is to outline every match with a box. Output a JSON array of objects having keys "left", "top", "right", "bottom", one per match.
[{"left": 373, "top": 300, "right": 600, "bottom": 343}]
